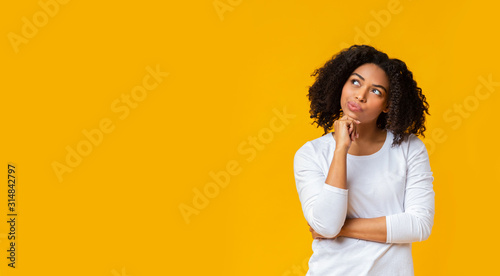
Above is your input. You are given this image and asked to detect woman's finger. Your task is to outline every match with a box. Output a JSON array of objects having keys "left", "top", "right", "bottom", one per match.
[{"left": 345, "top": 115, "right": 361, "bottom": 124}]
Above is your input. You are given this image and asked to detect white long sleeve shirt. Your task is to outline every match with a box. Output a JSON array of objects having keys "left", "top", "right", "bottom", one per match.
[{"left": 293, "top": 130, "right": 435, "bottom": 276}]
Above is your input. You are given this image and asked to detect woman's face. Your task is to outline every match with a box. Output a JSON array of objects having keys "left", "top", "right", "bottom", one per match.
[{"left": 340, "top": 63, "right": 390, "bottom": 124}]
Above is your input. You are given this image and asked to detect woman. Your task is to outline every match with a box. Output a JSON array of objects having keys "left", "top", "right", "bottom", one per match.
[{"left": 293, "top": 45, "right": 435, "bottom": 275}]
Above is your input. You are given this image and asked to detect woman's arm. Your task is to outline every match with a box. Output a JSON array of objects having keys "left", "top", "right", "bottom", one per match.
[
  {"left": 309, "top": 217, "right": 387, "bottom": 243},
  {"left": 340, "top": 217, "right": 387, "bottom": 243},
  {"left": 385, "top": 136, "right": 434, "bottom": 243},
  {"left": 324, "top": 115, "right": 360, "bottom": 190},
  {"left": 295, "top": 145, "right": 349, "bottom": 238},
  {"left": 294, "top": 116, "right": 359, "bottom": 238},
  {"left": 309, "top": 135, "right": 434, "bottom": 244}
]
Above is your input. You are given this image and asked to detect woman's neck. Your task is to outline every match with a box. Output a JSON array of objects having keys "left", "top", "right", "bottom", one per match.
[
  {"left": 354, "top": 122, "right": 386, "bottom": 144},
  {"left": 346, "top": 121, "right": 387, "bottom": 156}
]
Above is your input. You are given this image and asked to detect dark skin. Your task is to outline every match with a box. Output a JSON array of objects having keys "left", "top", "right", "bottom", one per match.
[
  {"left": 307, "top": 63, "right": 389, "bottom": 243},
  {"left": 309, "top": 222, "right": 334, "bottom": 239}
]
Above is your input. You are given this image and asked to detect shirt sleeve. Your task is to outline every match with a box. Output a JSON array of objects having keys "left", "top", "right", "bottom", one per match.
[
  {"left": 386, "top": 135, "right": 435, "bottom": 243},
  {"left": 294, "top": 142, "right": 348, "bottom": 238}
]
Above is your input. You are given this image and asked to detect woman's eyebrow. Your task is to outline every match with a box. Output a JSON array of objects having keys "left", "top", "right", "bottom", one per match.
[
  {"left": 351, "top": 73, "right": 365, "bottom": 81},
  {"left": 373, "top": 84, "right": 388, "bottom": 93},
  {"left": 351, "top": 73, "right": 388, "bottom": 93}
]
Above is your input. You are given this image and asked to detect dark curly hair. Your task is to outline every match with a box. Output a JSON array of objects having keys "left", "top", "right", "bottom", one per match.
[{"left": 307, "top": 44, "right": 429, "bottom": 146}]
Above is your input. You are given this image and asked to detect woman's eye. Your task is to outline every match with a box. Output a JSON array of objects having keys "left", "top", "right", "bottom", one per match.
[
  {"left": 351, "top": 79, "right": 360, "bottom": 86},
  {"left": 372, "top": 89, "right": 381, "bottom": 95}
]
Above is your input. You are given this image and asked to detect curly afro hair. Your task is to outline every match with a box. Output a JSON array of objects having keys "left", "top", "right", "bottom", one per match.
[{"left": 307, "top": 44, "right": 429, "bottom": 146}]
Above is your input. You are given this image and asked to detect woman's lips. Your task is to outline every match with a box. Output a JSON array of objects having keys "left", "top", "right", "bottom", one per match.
[{"left": 347, "top": 101, "right": 362, "bottom": 112}]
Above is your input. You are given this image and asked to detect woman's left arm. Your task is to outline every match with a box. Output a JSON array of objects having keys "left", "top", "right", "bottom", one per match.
[
  {"left": 310, "top": 136, "right": 435, "bottom": 244},
  {"left": 385, "top": 136, "right": 435, "bottom": 243},
  {"left": 310, "top": 217, "right": 387, "bottom": 243}
]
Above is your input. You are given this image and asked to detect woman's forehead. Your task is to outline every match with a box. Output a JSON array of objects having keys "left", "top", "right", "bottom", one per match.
[{"left": 351, "top": 63, "right": 390, "bottom": 88}]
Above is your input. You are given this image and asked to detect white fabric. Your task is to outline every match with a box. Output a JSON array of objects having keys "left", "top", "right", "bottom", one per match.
[{"left": 293, "top": 130, "right": 435, "bottom": 276}]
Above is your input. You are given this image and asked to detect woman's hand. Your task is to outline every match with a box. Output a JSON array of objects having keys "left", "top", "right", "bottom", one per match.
[
  {"left": 308, "top": 223, "right": 340, "bottom": 239},
  {"left": 333, "top": 115, "right": 360, "bottom": 150}
]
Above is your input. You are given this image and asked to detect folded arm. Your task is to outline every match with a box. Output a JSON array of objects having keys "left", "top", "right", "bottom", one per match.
[
  {"left": 308, "top": 136, "right": 435, "bottom": 244},
  {"left": 294, "top": 143, "right": 349, "bottom": 238}
]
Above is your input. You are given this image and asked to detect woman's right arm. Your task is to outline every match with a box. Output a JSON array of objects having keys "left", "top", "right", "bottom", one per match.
[
  {"left": 294, "top": 146, "right": 348, "bottom": 238},
  {"left": 325, "top": 115, "right": 359, "bottom": 190},
  {"left": 294, "top": 116, "right": 359, "bottom": 238}
]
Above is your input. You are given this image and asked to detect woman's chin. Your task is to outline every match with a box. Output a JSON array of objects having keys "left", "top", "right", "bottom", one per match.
[{"left": 346, "top": 111, "right": 360, "bottom": 120}]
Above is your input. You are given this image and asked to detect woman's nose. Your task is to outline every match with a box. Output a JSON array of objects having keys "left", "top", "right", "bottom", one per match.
[
  {"left": 355, "top": 86, "right": 371, "bottom": 102},
  {"left": 355, "top": 92, "right": 367, "bottom": 102}
]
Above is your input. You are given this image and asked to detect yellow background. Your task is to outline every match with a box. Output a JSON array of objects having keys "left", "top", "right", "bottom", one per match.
[{"left": 1, "top": 0, "right": 499, "bottom": 275}]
